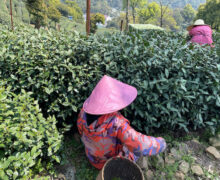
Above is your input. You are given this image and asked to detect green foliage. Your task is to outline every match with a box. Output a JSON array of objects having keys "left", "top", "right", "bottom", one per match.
[
  {"left": 12, "top": 0, "right": 30, "bottom": 24},
  {"left": 0, "top": 0, "right": 8, "bottom": 12},
  {"left": 56, "top": 3, "right": 69, "bottom": 17},
  {"left": 161, "top": 8, "right": 179, "bottom": 31},
  {"left": 75, "top": 0, "right": 206, "bottom": 15},
  {"left": 63, "top": 137, "right": 99, "bottom": 180},
  {"left": 181, "top": 4, "right": 196, "bottom": 28},
  {"left": 0, "top": 11, "right": 23, "bottom": 27},
  {"left": 0, "top": 0, "right": 29, "bottom": 26},
  {"left": 137, "top": 2, "right": 160, "bottom": 24},
  {"left": 196, "top": 0, "right": 220, "bottom": 31},
  {"left": 159, "top": 162, "right": 179, "bottom": 179},
  {"left": 173, "top": 8, "right": 184, "bottom": 30},
  {"left": 56, "top": 1, "right": 83, "bottom": 22},
  {"left": 58, "top": 16, "right": 85, "bottom": 32},
  {"left": 181, "top": 154, "right": 194, "bottom": 164},
  {"left": 129, "top": 23, "right": 164, "bottom": 31},
  {"left": 106, "top": 20, "right": 119, "bottom": 29},
  {"left": 137, "top": 1, "right": 179, "bottom": 31},
  {"left": 48, "top": 6, "right": 61, "bottom": 23},
  {"left": 0, "top": 85, "right": 62, "bottom": 179},
  {"left": 25, "top": 0, "right": 48, "bottom": 29},
  {"left": 148, "top": 0, "right": 206, "bottom": 9},
  {"left": 0, "top": 25, "right": 220, "bottom": 134},
  {"left": 48, "top": 0, "right": 60, "bottom": 7},
  {"left": 65, "top": 0, "right": 83, "bottom": 21},
  {"left": 107, "top": 0, "right": 122, "bottom": 9},
  {"left": 75, "top": 0, "right": 116, "bottom": 16},
  {"left": 108, "top": 12, "right": 133, "bottom": 31},
  {"left": 91, "top": 13, "right": 105, "bottom": 34}
]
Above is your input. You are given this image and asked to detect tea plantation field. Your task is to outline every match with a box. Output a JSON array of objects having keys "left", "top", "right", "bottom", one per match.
[{"left": 0, "top": 24, "right": 219, "bottom": 179}]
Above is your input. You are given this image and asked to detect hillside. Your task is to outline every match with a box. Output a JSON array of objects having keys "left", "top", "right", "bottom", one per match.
[
  {"left": 0, "top": 0, "right": 117, "bottom": 34},
  {"left": 0, "top": 0, "right": 84, "bottom": 32},
  {"left": 76, "top": 0, "right": 206, "bottom": 15},
  {"left": 149, "top": 0, "right": 206, "bottom": 9},
  {"left": 0, "top": 0, "right": 30, "bottom": 25},
  {"left": 74, "top": 0, "right": 121, "bottom": 16}
]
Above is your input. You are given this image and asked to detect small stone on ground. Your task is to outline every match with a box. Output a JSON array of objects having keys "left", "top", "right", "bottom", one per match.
[
  {"left": 191, "top": 165, "right": 204, "bottom": 176},
  {"left": 137, "top": 156, "right": 148, "bottom": 169},
  {"left": 179, "top": 161, "right": 189, "bottom": 174},
  {"left": 165, "top": 154, "right": 175, "bottom": 165},
  {"left": 145, "top": 169, "right": 154, "bottom": 180},
  {"left": 206, "top": 146, "right": 220, "bottom": 159},
  {"left": 175, "top": 171, "right": 185, "bottom": 180}
]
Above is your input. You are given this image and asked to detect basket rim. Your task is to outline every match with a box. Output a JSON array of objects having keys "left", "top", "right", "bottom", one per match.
[{"left": 100, "top": 156, "right": 144, "bottom": 180}]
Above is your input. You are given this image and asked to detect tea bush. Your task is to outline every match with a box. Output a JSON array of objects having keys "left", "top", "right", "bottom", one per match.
[
  {"left": 0, "top": 85, "right": 62, "bottom": 179},
  {"left": 0, "top": 25, "right": 101, "bottom": 129},
  {"left": 0, "top": 24, "right": 219, "bottom": 134},
  {"left": 101, "top": 31, "right": 220, "bottom": 133}
]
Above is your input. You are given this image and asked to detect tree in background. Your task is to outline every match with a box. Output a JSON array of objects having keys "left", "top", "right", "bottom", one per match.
[
  {"left": 162, "top": 8, "right": 179, "bottom": 31},
  {"left": 136, "top": 1, "right": 178, "bottom": 31},
  {"left": 65, "top": 0, "right": 83, "bottom": 22},
  {"left": 108, "top": 0, "right": 122, "bottom": 9},
  {"left": 90, "top": 13, "right": 105, "bottom": 33},
  {"left": 122, "top": 0, "right": 130, "bottom": 30},
  {"left": 25, "top": 0, "right": 48, "bottom": 29},
  {"left": 156, "top": 0, "right": 173, "bottom": 27},
  {"left": 169, "top": 0, "right": 206, "bottom": 9},
  {"left": 130, "top": 0, "right": 147, "bottom": 23},
  {"left": 107, "top": 12, "right": 133, "bottom": 30},
  {"left": 173, "top": 8, "right": 184, "bottom": 30},
  {"left": 48, "top": 0, "right": 60, "bottom": 7},
  {"left": 91, "top": 1, "right": 112, "bottom": 16},
  {"left": 74, "top": 0, "right": 113, "bottom": 16},
  {"left": 180, "top": 4, "right": 196, "bottom": 28},
  {"left": 196, "top": 0, "right": 220, "bottom": 31},
  {"left": 106, "top": 20, "right": 119, "bottom": 29},
  {"left": 48, "top": 5, "right": 61, "bottom": 26},
  {"left": 137, "top": 2, "right": 160, "bottom": 24},
  {"left": 56, "top": 3, "right": 69, "bottom": 17},
  {"left": 55, "top": 0, "right": 83, "bottom": 22}
]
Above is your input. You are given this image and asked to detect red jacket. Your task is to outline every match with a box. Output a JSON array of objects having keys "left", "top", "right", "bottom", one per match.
[{"left": 77, "top": 109, "right": 166, "bottom": 169}]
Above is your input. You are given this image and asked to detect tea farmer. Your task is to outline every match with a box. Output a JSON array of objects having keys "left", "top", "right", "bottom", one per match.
[
  {"left": 187, "top": 19, "right": 214, "bottom": 46},
  {"left": 77, "top": 75, "right": 166, "bottom": 169}
]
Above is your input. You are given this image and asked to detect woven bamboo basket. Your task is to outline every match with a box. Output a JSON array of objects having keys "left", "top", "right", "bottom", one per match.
[{"left": 96, "top": 157, "right": 144, "bottom": 180}]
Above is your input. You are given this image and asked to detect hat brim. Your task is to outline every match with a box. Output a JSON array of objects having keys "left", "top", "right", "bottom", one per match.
[
  {"left": 187, "top": 24, "right": 208, "bottom": 31},
  {"left": 83, "top": 91, "right": 137, "bottom": 115},
  {"left": 83, "top": 75, "right": 138, "bottom": 115}
]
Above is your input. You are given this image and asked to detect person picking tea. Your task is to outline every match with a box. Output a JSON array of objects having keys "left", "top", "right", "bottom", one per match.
[{"left": 77, "top": 75, "right": 166, "bottom": 169}]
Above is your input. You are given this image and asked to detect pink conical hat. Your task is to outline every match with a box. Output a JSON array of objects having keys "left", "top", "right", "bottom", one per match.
[{"left": 83, "top": 75, "right": 137, "bottom": 115}]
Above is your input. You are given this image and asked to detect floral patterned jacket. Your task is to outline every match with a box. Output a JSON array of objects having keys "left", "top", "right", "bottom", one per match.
[{"left": 77, "top": 109, "right": 166, "bottom": 169}]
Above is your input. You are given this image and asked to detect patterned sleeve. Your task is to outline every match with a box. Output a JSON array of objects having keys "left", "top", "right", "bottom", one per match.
[
  {"left": 117, "top": 116, "right": 166, "bottom": 156},
  {"left": 77, "top": 109, "right": 84, "bottom": 136}
]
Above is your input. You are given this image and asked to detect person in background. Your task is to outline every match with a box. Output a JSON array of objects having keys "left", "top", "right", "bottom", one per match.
[
  {"left": 187, "top": 19, "right": 214, "bottom": 47},
  {"left": 77, "top": 75, "right": 166, "bottom": 169}
]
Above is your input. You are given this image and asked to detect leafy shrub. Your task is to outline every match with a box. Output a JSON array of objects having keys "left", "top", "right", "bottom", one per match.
[
  {"left": 90, "top": 13, "right": 105, "bottom": 34},
  {"left": 129, "top": 23, "right": 164, "bottom": 31},
  {"left": 103, "top": 31, "right": 220, "bottom": 133},
  {"left": 0, "top": 86, "right": 62, "bottom": 179},
  {"left": 213, "top": 32, "right": 220, "bottom": 56},
  {"left": 56, "top": 3, "right": 69, "bottom": 17},
  {"left": 0, "top": 24, "right": 219, "bottom": 134}
]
